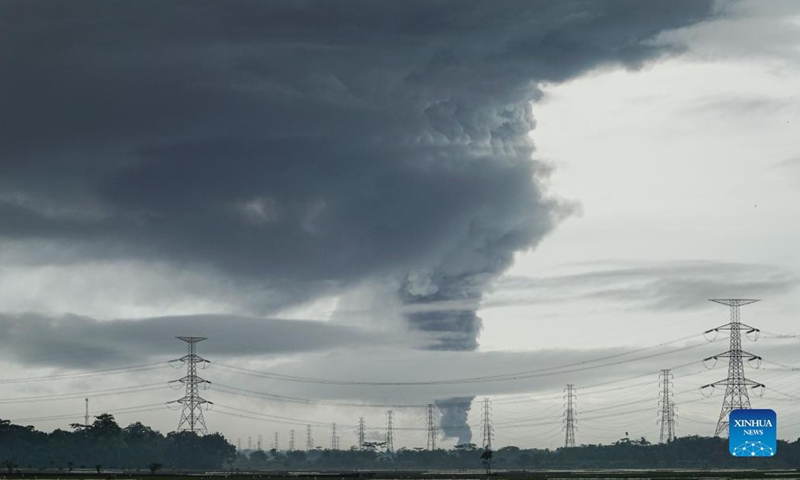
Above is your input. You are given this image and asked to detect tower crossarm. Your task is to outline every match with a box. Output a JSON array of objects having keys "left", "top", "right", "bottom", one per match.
[
  {"left": 704, "top": 323, "right": 759, "bottom": 334},
  {"left": 178, "top": 354, "right": 211, "bottom": 364},
  {"left": 703, "top": 350, "right": 761, "bottom": 362},
  {"left": 702, "top": 378, "right": 764, "bottom": 389},
  {"left": 170, "top": 395, "right": 212, "bottom": 405}
]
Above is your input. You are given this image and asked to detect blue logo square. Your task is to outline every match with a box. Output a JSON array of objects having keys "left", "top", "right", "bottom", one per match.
[{"left": 729, "top": 409, "right": 776, "bottom": 457}]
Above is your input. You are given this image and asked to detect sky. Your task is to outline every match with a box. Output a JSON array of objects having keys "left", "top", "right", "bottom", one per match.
[{"left": 0, "top": 0, "right": 799, "bottom": 450}]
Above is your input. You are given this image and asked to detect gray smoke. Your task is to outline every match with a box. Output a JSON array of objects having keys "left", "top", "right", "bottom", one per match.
[
  {"left": 436, "top": 397, "right": 474, "bottom": 446},
  {"left": 0, "top": 0, "right": 714, "bottom": 443}
]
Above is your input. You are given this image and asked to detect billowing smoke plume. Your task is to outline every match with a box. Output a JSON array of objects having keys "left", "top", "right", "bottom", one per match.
[
  {"left": 0, "top": 1, "right": 713, "bottom": 443},
  {"left": 436, "top": 397, "right": 474, "bottom": 446}
]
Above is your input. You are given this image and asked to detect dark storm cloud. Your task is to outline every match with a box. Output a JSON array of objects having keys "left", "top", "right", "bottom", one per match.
[
  {"left": 0, "top": 0, "right": 715, "bottom": 439},
  {"left": 0, "top": 1, "right": 716, "bottom": 339},
  {"left": 0, "top": 313, "right": 400, "bottom": 369}
]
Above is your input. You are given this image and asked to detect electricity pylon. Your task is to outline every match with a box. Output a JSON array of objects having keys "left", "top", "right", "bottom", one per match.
[
  {"left": 330, "top": 423, "right": 338, "bottom": 450},
  {"left": 386, "top": 410, "right": 395, "bottom": 453},
  {"left": 290, "top": 429, "right": 295, "bottom": 451},
  {"left": 169, "top": 336, "right": 211, "bottom": 434},
  {"left": 563, "top": 384, "right": 576, "bottom": 448},
  {"left": 701, "top": 299, "right": 764, "bottom": 437},
  {"left": 306, "top": 425, "right": 313, "bottom": 451},
  {"left": 481, "top": 397, "right": 493, "bottom": 450},
  {"left": 658, "top": 369, "right": 676, "bottom": 443},
  {"left": 357, "top": 417, "right": 366, "bottom": 449},
  {"left": 426, "top": 404, "right": 437, "bottom": 450}
]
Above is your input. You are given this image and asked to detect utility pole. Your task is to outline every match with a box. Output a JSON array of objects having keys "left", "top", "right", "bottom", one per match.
[
  {"left": 331, "top": 423, "right": 338, "bottom": 450},
  {"left": 702, "top": 299, "right": 764, "bottom": 437},
  {"left": 386, "top": 410, "right": 395, "bottom": 453},
  {"left": 84, "top": 398, "right": 89, "bottom": 427},
  {"left": 426, "top": 404, "right": 437, "bottom": 450},
  {"left": 169, "top": 336, "right": 211, "bottom": 434},
  {"left": 290, "top": 429, "right": 295, "bottom": 451},
  {"left": 658, "top": 369, "right": 676, "bottom": 443},
  {"left": 357, "top": 417, "right": 366, "bottom": 449},
  {"left": 306, "top": 425, "right": 313, "bottom": 451},
  {"left": 563, "top": 384, "right": 576, "bottom": 448},
  {"left": 481, "top": 397, "right": 493, "bottom": 450}
]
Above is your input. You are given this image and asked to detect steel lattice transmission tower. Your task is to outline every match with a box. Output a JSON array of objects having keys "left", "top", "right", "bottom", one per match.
[
  {"left": 169, "top": 336, "right": 211, "bottom": 434},
  {"left": 330, "top": 423, "right": 338, "bottom": 450},
  {"left": 290, "top": 429, "right": 295, "bottom": 451},
  {"left": 426, "top": 404, "right": 437, "bottom": 450},
  {"left": 306, "top": 425, "right": 313, "bottom": 451},
  {"left": 563, "top": 384, "right": 576, "bottom": 448},
  {"left": 356, "top": 417, "right": 366, "bottom": 449},
  {"left": 274, "top": 432, "right": 279, "bottom": 451},
  {"left": 658, "top": 369, "right": 676, "bottom": 443},
  {"left": 701, "top": 299, "right": 764, "bottom": 437},
  {"left": 386, "top": 410, "right": 395, "bottom": 453},
  {"left": 481, "top": 397, "right": 493, "bottom": 450}
]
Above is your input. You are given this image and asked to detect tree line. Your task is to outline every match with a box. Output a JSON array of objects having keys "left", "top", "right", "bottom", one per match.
[
  {"left": 2, "top": 415, "right": 799, "bottom": 472},
  {"left": 234, "top": 436, "right": 800, "bottom": 471},
  {"left": 0, "top": 414, "right": 235, "bottom": 472}
]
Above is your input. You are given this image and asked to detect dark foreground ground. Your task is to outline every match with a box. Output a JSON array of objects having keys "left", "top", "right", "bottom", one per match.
[{"left": 3, "top": 470, "right": 800, "bottom": 480}]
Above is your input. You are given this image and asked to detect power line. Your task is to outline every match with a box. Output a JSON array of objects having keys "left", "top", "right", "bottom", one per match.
[
  {"left": 0, "top": 362, "right": 168, "bottom": 385},
  {"left": 210, "top": 363, "right": 708, "bottom": 416},
  {"left": 0, "top": 383, "right": 168, "bottom": 404},
  {"left": 212, "top": 334, "right": 707, "bottom": 386},
  {"left": 9, "top": 402, "right": 167, "bottom": 424}
]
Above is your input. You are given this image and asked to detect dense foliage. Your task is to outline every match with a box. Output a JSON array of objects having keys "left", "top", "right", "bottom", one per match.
[
  {"left": 0, "top": 415, "right": 235, "bottom": 472},
  {"left": 233, "top": 437, "right": 800, "bottom": 471},
  {"left": 2, "top": 417, "right": 799, "bottom": 472}
]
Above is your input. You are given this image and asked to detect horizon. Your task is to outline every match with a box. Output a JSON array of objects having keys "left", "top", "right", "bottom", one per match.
[{"left": 0, "top": 0, "right": 798, "bottom": 454}]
